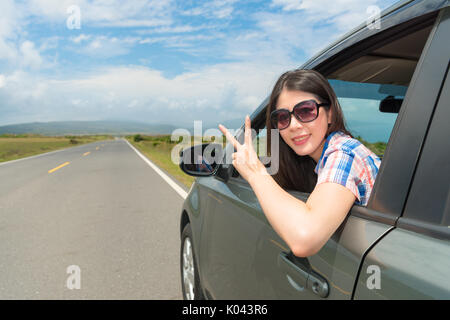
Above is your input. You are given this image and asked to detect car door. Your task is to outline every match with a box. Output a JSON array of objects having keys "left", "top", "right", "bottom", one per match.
[
  {"left": 198, "top": 5, "right": 447, "bottom": 300},
  {"left": 354, "top": 58, "right": 450, "bottom": 300},
  {"left": 353, "top": 8, "right": 450, "bottom": 300}
]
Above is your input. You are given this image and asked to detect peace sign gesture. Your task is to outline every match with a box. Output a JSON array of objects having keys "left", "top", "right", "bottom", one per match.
[{"left": 219, "top": 115, "right": 267, "bottom": 184}]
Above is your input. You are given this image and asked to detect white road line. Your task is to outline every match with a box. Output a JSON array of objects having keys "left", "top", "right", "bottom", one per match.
[{"left": 123, "top": 139, "right": 188, "bottom": 200}]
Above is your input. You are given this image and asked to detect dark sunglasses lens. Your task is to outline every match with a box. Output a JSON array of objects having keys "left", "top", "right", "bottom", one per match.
[
  {"left": 294, "top": 101, "right": 317, "bottom": 122},
  {"left": 273, "top": 111, "right": 290, "bottom": 129}
]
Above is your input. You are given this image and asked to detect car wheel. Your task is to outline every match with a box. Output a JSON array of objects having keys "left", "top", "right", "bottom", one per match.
[{"left": 181, "top": 223, "right": 204, "bottom": 300}]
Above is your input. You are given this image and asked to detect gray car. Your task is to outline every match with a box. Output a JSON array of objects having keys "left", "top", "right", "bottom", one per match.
[{"left": 179, "top": 0, "right": 450, "bottom": 300}]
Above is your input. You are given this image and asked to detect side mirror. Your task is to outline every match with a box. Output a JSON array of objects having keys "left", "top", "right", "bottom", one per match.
[{"left": 179, "top": 143, "right": 224, "bottom": 177}]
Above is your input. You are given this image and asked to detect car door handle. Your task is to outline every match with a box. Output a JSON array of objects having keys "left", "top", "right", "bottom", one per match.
[
  {"left": 307, "top": 269, "right": 329, "bottom": 298},
  {"left": 278, "top": 252, "right": 308, "bottom": 291},
  {"left": 278, "top": 252, "right": 329, "bottom": 298}
]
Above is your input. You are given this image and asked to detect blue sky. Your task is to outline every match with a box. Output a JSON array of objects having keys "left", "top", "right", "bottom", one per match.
[{"left": 0, "top": 0, "right": 398, "bottom": 128}]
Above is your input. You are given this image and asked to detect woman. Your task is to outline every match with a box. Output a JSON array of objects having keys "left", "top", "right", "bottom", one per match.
[{"left": 218, "top": 69, "right": 381, "bottom": 257}]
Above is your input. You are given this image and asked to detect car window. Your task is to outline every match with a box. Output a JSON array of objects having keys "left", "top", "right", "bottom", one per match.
[
  {"left": 326, "top": 23, "right": 435, "bottom": 159},
  {"left": 253, "top": 127, "right": 267, "bottom": 158},
  {"left": 328, "top": 80, "right": 406, "bottom": 158}
]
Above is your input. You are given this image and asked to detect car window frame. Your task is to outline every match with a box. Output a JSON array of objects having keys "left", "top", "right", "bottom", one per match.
[
  {"left": 396, "top": 47, "right": 450, "bottom": 239},
  {"left": 366, "top": 7, "right": 450, "bottom": 219}
]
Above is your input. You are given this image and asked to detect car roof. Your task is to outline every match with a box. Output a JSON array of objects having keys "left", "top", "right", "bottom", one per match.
[{"left": 301, "top": 0, "right": 448, "bottom": 70}]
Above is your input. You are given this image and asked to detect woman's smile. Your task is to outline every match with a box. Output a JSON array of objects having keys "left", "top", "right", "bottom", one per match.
[{"left": 292, "top": 134, "right": 311, "bottom": 145}]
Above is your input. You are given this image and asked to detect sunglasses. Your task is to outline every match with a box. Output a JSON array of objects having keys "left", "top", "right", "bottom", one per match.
[{"left": 270, "top": 99, "right": 330, "bottom": 130}]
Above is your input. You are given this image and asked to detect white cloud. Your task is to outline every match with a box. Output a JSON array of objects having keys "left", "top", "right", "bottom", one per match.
[
  {"left": 0, "top": 74, "right": 6, "bottom": 88},
  {"left": 271, "top": 0, "right": 379, "bottom": 30},
  {"left": 38, "top": 36, "right": 61, "bottom": 51},
  {"left": 0, "top": 1, "right": 48, "bottom": 70},
  {"left": 250, "top": 0, "right": 384, "bottom": 60},
  {"left": 139, "top": 33, "right": 224, "bottom": 49},
  {"left": 27, "top": 0, "right": 174, "bottom": 28},
  {"left": 96, "top": 19, "right": 172, "bottom": 28},
  {"left": 181, "top": 0, "right": 237, "bottom": 19},
  {"left": 0, "top": 0, "right": 22, "bottom": 62},
  {"left": 71, "top": 34, "right": 91, "bottom": 44},
  {"left": 271, "top": 0, "right": 303, "bottom": 11},
  {"left": 20, "top": 41, "right": 43, "bottom": 69},
  {"left": 0, "top": 0, "right": 22, "bottom": 39},
  {"left": 136, "top": 24, "right": 213, "bottom": 35},
  {"left": 0, "top": 62, "right": 288, "bottom": 126},
  {"left": 72, "top": 36, "right": 141, "bottom": 58},
  {"left": 0, "top": 39, "right": 18, "bottom": 62}
]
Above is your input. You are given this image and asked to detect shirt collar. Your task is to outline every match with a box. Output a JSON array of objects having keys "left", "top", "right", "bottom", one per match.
[{"left": 314, "top": 131, "right": 341, "bottom": 173}]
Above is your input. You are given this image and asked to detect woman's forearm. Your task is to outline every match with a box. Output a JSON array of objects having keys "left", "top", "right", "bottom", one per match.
[{"left": 248, "top": 173, "right": 315, "bottom": 256}]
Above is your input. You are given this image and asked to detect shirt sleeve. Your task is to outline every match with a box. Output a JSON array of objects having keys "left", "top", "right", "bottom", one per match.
[{"left": 316, "top": 148, "right": 364, "bottom": 202}]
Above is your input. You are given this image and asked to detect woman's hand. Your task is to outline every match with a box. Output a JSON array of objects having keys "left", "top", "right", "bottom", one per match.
[{"left": 218, "top": 115, "right": 267, "bottom": 184}]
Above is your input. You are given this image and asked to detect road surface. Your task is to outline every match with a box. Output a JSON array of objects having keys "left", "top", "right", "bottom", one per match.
[{"left": 0, "top": 139, "right": 187, "bottom": 299}]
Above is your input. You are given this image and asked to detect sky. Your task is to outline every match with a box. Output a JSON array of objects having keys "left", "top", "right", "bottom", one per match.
[{"left": 0, "top": 0, "right": 399, "bottom": 128}]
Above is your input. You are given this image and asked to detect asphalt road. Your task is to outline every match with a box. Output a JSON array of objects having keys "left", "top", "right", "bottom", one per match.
[{"left": 0, "top": 138, "right": 187, "bottom": 299}]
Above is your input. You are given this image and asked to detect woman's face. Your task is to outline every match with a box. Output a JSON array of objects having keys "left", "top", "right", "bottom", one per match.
[{"left": 276, "top": 88, "right": 332, "bottom": 163}]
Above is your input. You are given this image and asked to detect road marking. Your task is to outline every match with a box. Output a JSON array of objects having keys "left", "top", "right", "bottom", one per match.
[
  {"left": 0, "top": 147, "right": 75, "bottom": 166},
  {"left": 48, "top": 161, "right": 70, "bottom": 174},
  {"left": 83, "top": 152, "right": 90, "bottom": 156},
  {"left": 123, "top": 139, "right": 188, "bottom": 199}
]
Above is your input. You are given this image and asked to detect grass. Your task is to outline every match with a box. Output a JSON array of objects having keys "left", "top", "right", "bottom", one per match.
[
  {"left": 0, "top": 134, "right": 113, "bottom": 163},
  {"left": 354, "top": 135, "right": 387, "bottom": 158},
  {"left": 125, "top": 134, "right": 217, "bottom": 189},
  {"left": 126, "top": 134, "right": 229, "bottom": 189}
]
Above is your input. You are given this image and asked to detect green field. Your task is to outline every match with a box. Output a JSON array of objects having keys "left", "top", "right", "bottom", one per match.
[
  {"left": 0, "top": 134, "right": 113, "bottom": 163},
  {"left": 355, "top": 135, "right": 387, "bottom": 158},
  {"left": 125, "top": 134, "right": 218, "bottom": 189}
]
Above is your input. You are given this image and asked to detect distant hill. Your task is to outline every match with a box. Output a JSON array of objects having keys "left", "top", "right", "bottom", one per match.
[
  {"left": 0, "top": 118, "right": 248, "bottom": 137},
  {"left": 0, "top": 121, "right": 180, "bottom": 136}
]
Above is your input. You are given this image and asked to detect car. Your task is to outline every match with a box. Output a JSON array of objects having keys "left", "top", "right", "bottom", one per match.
[{"left": 179, "top": 0, "right": 450, "bottom": 300}]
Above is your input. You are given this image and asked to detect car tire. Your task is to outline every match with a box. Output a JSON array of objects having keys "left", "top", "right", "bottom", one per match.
[{"left": 180, "top": 223, "right": 204, "bottom": 300}]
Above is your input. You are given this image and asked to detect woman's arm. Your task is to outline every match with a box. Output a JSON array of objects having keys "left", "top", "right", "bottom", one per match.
[
  {"left": 249, "top": 173, "right": 355, "bottom": 257},
  {"left": 219, "top": 115, "right": 356, "bottom": 257}
]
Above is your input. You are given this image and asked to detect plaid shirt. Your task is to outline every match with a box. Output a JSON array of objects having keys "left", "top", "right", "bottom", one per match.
[{"left": 314, "top": 131, "right": 381, "bottom": 206}]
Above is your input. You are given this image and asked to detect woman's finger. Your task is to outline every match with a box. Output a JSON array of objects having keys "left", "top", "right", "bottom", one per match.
[
  {"left": 244, "top": 115, "right": 252, "bottom": 147},
  {"left": 219, "top": 124, "right": 241, "bottom": 151}
]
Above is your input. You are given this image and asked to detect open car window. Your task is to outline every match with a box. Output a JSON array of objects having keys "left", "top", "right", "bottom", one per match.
[
  {"left": 326, "top": 23, "right": 435, "bottom": 159},
  {"left": 328, "top": 80, "right": 406, "bottom": 159}
]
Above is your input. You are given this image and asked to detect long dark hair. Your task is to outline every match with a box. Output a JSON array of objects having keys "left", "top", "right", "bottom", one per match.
[{"left": 265, "top": 69, "right": 352, "bottom": 193}]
